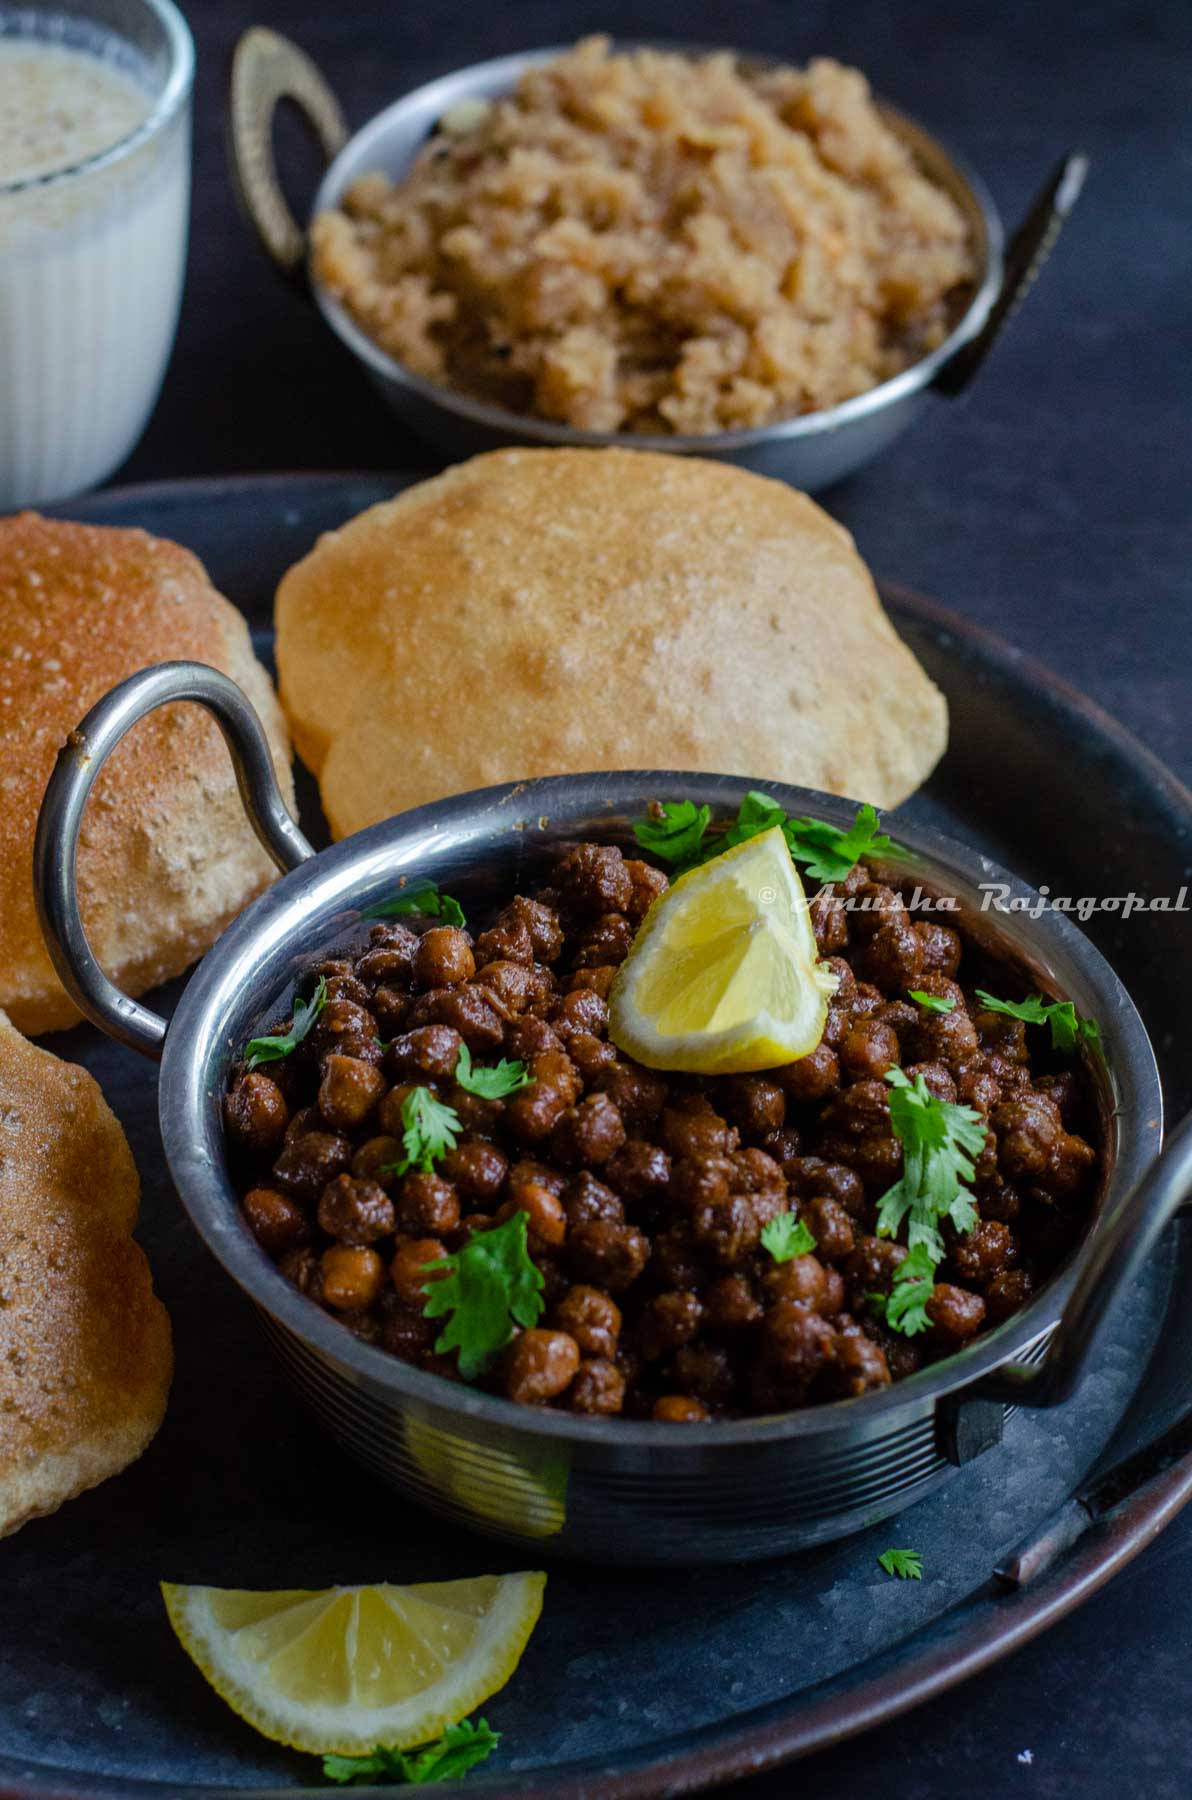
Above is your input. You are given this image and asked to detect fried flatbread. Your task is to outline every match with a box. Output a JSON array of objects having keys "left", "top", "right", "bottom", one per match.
[
  {"left": 0, "top": 512, "right": 295, "bottom": 1034},
  {"left": 275, "top": 449, "right": 947, "bottom": 837},
  {"left": 0, "top": 1012, "right": 171, "bottom": 1536}
]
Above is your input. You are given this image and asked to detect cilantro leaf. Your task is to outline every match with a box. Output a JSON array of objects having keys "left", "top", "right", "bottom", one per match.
[
  {"left": 322, "top": 1718, "right": 500, "bottom": 1785},
  {"left": 454, "top": 1042, "right": 533, "bottom": 1099},
  {"left": 870, "top": 1063, "right": 987, "bottom": 1339},
  {"left": 422, "top": 1212, "right": 545, "bottom": 1379},
  {"left": 875, "top": 1067, "right": 985, "bottom": 1264},
  {"left": 632, "top": 800, "right": 712, "bottom": 867},
  {"left": 382, "top": 1087, "right": 461, "bottom": 1177},
  {"left": 402, "top": 1719, "right": 500, "bottom": 1783},
  {"left": 243, "top": 976, "right": 328, "bottom": 1071},
  {"left": 632, "top": 794, "right": 901, "bottom": 885},
  {"left": 648, "top": 788, "right": 781, "bottom": 871},
  {"left": 716, "top": 789, "right": 789, "bottom": 855},
  {"left": 710, "top": 793, "right": 901, "bottom": 883},
  {"left": 784, "top": 802, "right": 901, "bottom": 883},
  {"left": 974, "top": 989, "right": 1101, "bottom": 1055},
  {"left": 877, "top": 1548, "right": 923, "bottom": 1581},
  {"left": 874, "top": 1241, "right": 938, "bottom": 1336},
  {"left": 974, "top": 989, "right": 1051, "bottom": 1026},
  {"left": 365, "top": 879, "right": 466, "bottom": 929},
  {"left": 760, "top": 1211, "right": 817, "bottom": 1263},
  {"left": 322, "top": 1747, "right": 407, "bottom": 1785},
  {"left": 908, "top": 989, "right": 956, "bottom": 1015}
]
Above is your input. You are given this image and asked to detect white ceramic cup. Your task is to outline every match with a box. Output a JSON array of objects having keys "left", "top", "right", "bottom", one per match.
[{"left": 0, "top": 0, "right": 193, "bottom": 510}]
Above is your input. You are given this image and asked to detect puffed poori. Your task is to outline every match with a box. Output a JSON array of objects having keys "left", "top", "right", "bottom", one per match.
[
  {"left": 0, "top": 513, "right": 296, "bottom": 1035},
  {"left": 0, "top": 1011, "right": 172, "bottom": 1537},
  {"left": 274, "top": 448, "right": 947, "bottom": 837}
]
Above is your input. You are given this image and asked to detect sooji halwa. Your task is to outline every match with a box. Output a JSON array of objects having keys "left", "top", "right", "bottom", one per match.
[
  {"left": 311, "top": 38, "right": 977, "bottom": 435},
  {"left": 223, "top": 818, "right": 1100, "bottom": 1425}
]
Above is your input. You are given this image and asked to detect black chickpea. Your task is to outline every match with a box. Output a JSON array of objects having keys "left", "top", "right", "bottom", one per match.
[
  {"left": 503, "top": 1330, "right": 581, "bottom": 1404},
  {"left": 439, "top": 1139, "right": 508, "bottom": 1201},
  {"left": 840, "top": 1019, "right": 900, "bottom": 1082},
  {"left": 318, "top": 1055, "right": 386, "bottom": 1130},
  {"left": 762, "top": 1253, "right": 832, "bottom": 1311},
  {"left": 623, "top": 859, "right": 669, "bottom": 921},
  {"left": 414, "top": 926, "right": 475, "bottom": 988},
  {"left": 653, "top": 1395, "right": 710, "bottom": 1423},
  {"left": 243, "top": 1186, "right": 309, "bottom": 1256},
  {"left": 224, "top": 1073, "right": 290, "bottom": 1154},
  {"left": 500, "top": 1183, "right": 567, "bottom": 1248},
  {"left": 569, "top": 1357, "right": 627, "bottom": 1414},
  {"left": 703, "top": 1273, "right": 763, "bottom": 1333},
  {"left": 829, "top": 1332, "right": 892, "bottom": 1396},
  {"left": 397, "top": 1172, "right": 460, "bottom": 1236},
  {"left": 777, "top": 1042, "right": 840, "bottom": 1104},
  {"left": 567, "top": 1219, "right": 651, "bottom": 1290},
  {"left": 926, "top": 1284, "right": 987, "bottom": 1348},
  {"left": 352, "top": 1135, "right": 402, "bottom": 1182},
  {"left": 272, "top": 1130, "right": 353, "bottom": 1204},
  {"left": 801, "top": 1196, "right": 856, "bottom": 1260},
  {"left": 552, "top": 1286, "right": 621, "bottom": 1358},
  {"left": 391, "top": 1237, "right": 448, "bottom": 1310},
  {"left": 638, "top": 1290, "right": 703, "bottom": 1361},
  {"left": 318, "top": 1174, "right": 396, "bottom": 1246},
  {"left": 321, "top": 1246, "right": 385, "bottom": 1310}
]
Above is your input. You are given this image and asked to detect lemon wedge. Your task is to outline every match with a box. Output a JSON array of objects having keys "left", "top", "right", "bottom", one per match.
[
  {"left": 161, "top": 1572, "right": 545, "bottom": 1755},
  {"left": 608, "top": 825, "right": 838, "bottom": 1074}
]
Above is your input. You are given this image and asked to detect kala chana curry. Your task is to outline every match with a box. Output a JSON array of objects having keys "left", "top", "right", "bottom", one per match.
[{"left": 223, "top": 800, "right": 1100, "bottom": 1424}]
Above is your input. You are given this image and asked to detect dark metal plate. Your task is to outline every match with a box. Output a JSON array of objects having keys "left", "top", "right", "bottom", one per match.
[{"left": 3, "top": 474, "right": 1189, "bottom": 1799}]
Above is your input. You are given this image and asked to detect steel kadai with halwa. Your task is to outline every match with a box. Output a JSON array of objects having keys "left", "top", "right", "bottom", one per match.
[{"left": 223, "top": 797, "right": 1102, "bottom": 1424}]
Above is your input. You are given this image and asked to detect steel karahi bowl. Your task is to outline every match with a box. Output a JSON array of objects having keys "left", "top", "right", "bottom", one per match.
[
  {"left": 34, "top": 664, "right": 1185, "bottom": 1567},
  {"left": 227, "top": 32, "right": 1086, "bottom": 492}
]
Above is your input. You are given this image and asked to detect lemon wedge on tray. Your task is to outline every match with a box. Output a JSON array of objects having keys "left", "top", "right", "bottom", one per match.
[
  {"left": 161, "top": 1572, "right": 545, "bottom": 1755},
  {"left": 609, "top": 825, "right": 838, "bottom": 1074}
]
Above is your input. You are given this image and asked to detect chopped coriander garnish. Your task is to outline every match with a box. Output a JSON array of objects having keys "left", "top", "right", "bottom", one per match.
[
  {"left": 714, "top": 791, "right": 900, "bottom": 881},
  {"left": 760, "top": 1211, "right": 817, "bottom": 1263},
  {"left": 908, "top": 989, "right": 956, "bottom": 1015},
  {"left": 974, "top": 989, "right": 1101, "bottom": 1054},
  {"left": 631, "top": 793, "right": 902, "bottom": 883},
  {"left": 871, "top": 1068, "right": 984, "bottom": 1335},
  {"left": 454, "top": 1042, "right": 533, "bottom": 1099},
  {"left": 783, "top": 801, "right": 901, "bottom": 884},
  {"left": 632, "top": 799, "right": 712, "bottom": 867},
  {"left": 322, "top": 1718, "right": 500, "bottom": 1785},
  {"left": 716, "top": 788, "right": 789, "bottom": 856},
  {"left": 382, "top": 1086, "right": 461, "bottom": 1177},
  {"left": 243, "top": 976, "right": 328, "bottom": 1071},
  {"left": 365, "top": 879, "right": 466, "bottom": 929},
  {"left": 870, "top": 1242, "right": 938, "bottom": 1336},
  {"left": 877, "top": 1548, "right": 923, "bottom": 1581},
  {"left": 876, "top": 1067, "right": 985, "bottom": 1264},
  {"left": 422, "top": 1211, "right": 545, "bottom": 1379}
]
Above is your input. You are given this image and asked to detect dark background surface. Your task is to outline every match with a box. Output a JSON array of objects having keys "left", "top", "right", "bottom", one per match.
[{"left": 108, "top": 0, "right": 1192, "bottom": 1795}]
